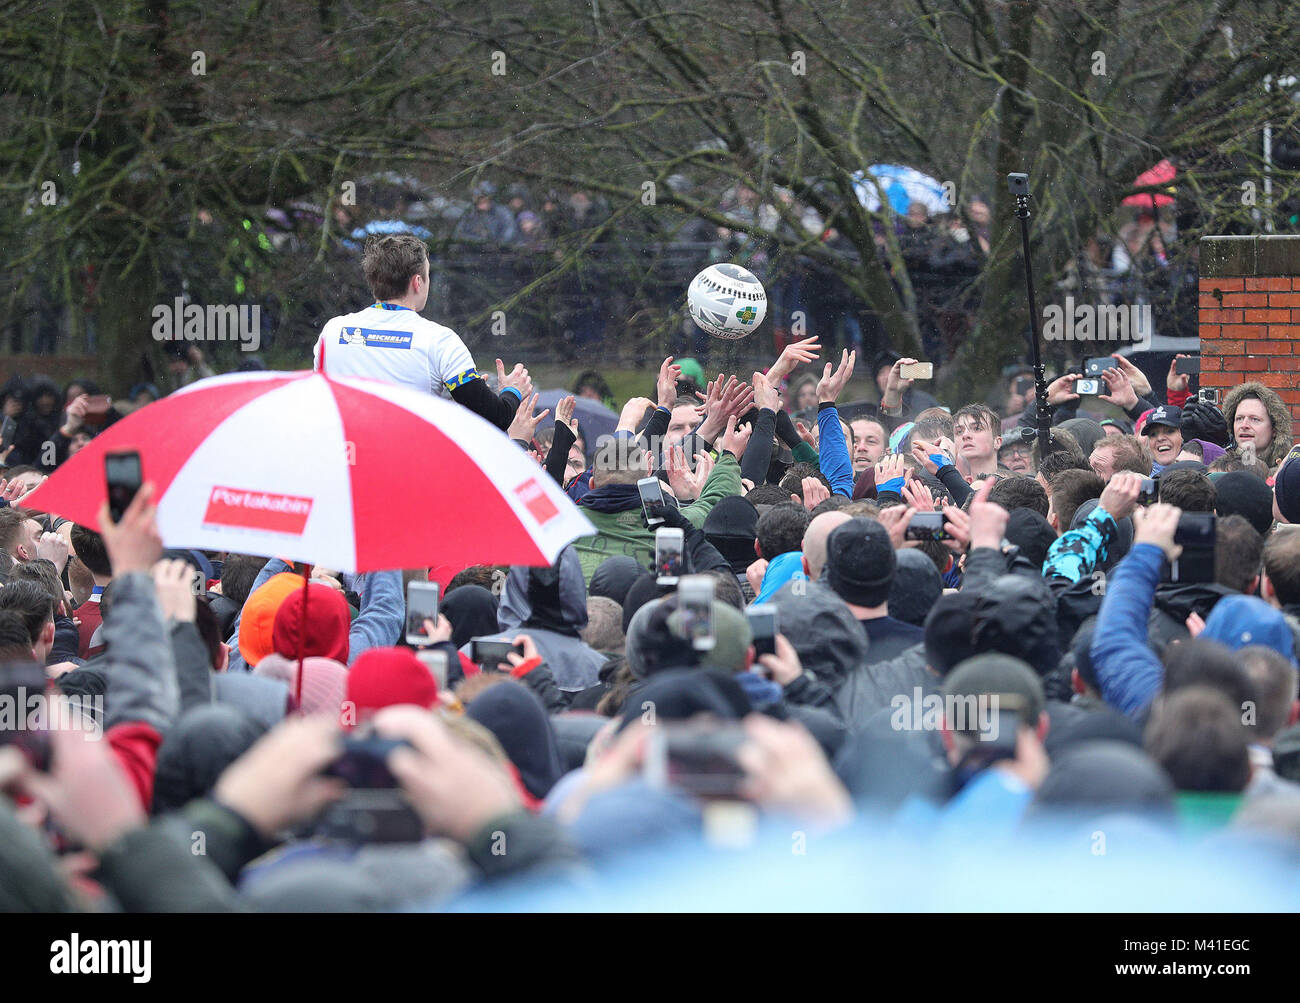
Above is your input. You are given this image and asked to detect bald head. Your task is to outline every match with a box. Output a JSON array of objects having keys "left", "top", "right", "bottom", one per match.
[{"left": 802, "top": 511, "right": 852, "bottom": 581}]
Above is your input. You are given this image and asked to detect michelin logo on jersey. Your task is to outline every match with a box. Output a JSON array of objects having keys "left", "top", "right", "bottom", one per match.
[{"left": 340, "top": 327, "right": 414, "bottom": 349}]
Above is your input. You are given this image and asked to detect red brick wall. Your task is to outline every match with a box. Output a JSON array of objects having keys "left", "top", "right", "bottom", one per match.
[{"left": 1199, "top": 275, "right": 1300, "bottom": 424}]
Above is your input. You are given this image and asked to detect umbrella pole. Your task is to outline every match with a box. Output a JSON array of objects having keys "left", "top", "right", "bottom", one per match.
[
  {"left": 1008, "top": 173, "right": 1057, "bottom": 459},
  {"left": 296, "top": 571, "right": 309, "bottom": 707}
]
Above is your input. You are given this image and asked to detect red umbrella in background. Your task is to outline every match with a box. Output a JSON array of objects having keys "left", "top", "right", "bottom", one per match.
[{"left": 1122, "top": 159, "right": 1177, "bottom": 210}]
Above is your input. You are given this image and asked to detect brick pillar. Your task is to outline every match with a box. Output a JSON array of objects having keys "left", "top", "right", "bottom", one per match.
[{"left": 1199, "top": 235, "right": 1300, "bottom": 427}]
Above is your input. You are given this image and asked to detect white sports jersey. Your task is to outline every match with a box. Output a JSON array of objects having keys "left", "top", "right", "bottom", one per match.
[{"left": 314, "top": 304, "right": 479, "bottom": 398}]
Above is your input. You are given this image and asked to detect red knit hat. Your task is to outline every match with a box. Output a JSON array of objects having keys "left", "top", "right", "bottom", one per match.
[
  {"left": 272, "top": 583, "right": 351, "bottom": 665},
  {"left": 346, "top": 647, "right": 439, "bottom": 719}
]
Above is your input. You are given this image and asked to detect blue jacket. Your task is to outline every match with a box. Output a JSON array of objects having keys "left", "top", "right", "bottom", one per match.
[
  {"left": 1042, "top": 504, "right": 1118, "bottom": 583},
  {"left": 816, "top": 404, "right": 855, "bottom": 497},
  {"left": 752, "top": 551, "right": 806, "bottom": 606},
  {"left": 1090, "top": 543, "right": 1165, "bottom": 717}
]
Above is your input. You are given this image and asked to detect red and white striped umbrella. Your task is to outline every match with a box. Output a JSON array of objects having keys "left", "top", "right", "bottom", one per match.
[{"left": 23, "top": 371, "right": 595, "bottom": 573}]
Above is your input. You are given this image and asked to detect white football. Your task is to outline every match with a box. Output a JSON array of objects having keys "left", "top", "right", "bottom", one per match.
[{"left": 686, "top": 263, "right": 767, "bottom": 340}]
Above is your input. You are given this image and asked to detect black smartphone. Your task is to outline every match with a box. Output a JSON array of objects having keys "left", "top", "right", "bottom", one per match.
[
  {"left": 470, "top": 637, "right": 522, "bottom": 668},
  {"left": 1175, "top": 357, "right": 1200, "bottom": 376},
  {"left": 1073, "top": 378, "right": 1102, "bottom": 396},
  {"left": 105, "top": 450, "right": 143, "bottom": 522},
  {"left": 323, "top": 736, "right": 411, "bottom": 788},
  {"left": 312, "top": 790, "right": 424, "bottom": 843},
  {"left": 1169, "top": 512, "right": 1216, "bottom": 584},
  {"left": 1013, "top": 376, "right": 1034, "bottom": 396},
  {"left": 405, "top": 580, "right": 439, "bottom": 647},
  {"left": 1084, "top": 357, "right": 1119, "bottom": 377},
  {"left": 637, "top": 476, "right": 666, "bottom": 526},
  {"left": 904, "top": 510, "right": 949, "bottom": 541},
  {"left": 1137, "top": 476, "right": 1158, "bottom": 506},
  {"left": 746, "top": 606, "right": 778, "bottom": 657}
]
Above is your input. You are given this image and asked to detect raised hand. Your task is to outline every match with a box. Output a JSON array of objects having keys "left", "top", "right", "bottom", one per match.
[
  {"left": 767, "top": 336, "right": 821, "bottom": 384},
  {"left": 1167, "top": 354, "right": 1192, "bottom": 394},
  {"left": 656, "top": 356, "right": 683, "bottom": 409},
  {"left": 752, "top": 371, "right": 780, "bottom": 413},
  {"left": 800, "top": 476, "right": 831, "bottom": 512},
  {"left": 495, "top": 358, "right": 533, "bottom": 399},
  {"left": 967, "top": 477, "right": 1010, "bottom": 550},
  {"left": 1045, "top": 372, "right": 1083, "bottom": 406},
  {"left": 664, "top": 444, "right": 697, "bottom": 501},
  {"left": 60, "top": 394, "right": 89, "bottom": 437},
  {"left": 35, "top": 532, "right": 71, "bottom": 574},
  {"left": 873, "top": 453, "right": 912, "bottom": 490},
  {"left": 556, "top": 394, "right": 578, "bottom": 432},
  {"left": 1133, "top": 502, "right": 1183, "bottom": 562},
  {"left": 152, "top": 558, "right": 198, "bottom": 623},
  {"left": 901, "top": 479, "right": 936, "bottom": 512},
  {"left": 617, "top": 396, "right": 654, "bottom": 434},
  {"left": 719, "top": 414, "right": 752, "bottom": 459},
  {"left": 817, "top": 350, "right": 856, "bottom": 404},
  {"left": 940, "top": 503, "right": 971, "bottom": 553},
  {"left": 506, "top": 391, "right": 550, "bottom": 442},
  {"left": 881, "top": 357, "right": 915, "bottom": 409},
  {"left": 685, "top": 451, "right": 715, "bottom": 499},
  {"left": 1112, "top": 353, "right": 1151, "bottom": 397},
  {"left": 1099, "top": 366, "right": 1138, "bottom": 410},
  {"left": 97, "top": 482, "right": 163, "bottom": 575}
]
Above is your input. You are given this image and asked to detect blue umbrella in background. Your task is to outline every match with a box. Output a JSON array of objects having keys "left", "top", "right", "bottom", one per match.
[{"left": 852, "top": 164, "right": 950, "bottom": 215}]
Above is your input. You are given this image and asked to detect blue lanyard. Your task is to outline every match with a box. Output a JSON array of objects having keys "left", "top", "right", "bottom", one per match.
[{"left": 372, "top": 302, "right": 412, "bottom": 311}]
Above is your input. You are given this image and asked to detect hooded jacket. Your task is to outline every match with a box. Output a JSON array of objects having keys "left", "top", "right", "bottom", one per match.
[
  {"left": 151, "top": 705, "right": 267, "bottom": 814},
  {"left": 465, "top": 679, "right": 566, "bottom": 800},
  {"left": 770, "top": 579, "right": 932, "bottom": 731},
  {"left": 573, "top": 452, "right": 742, "bottom": 581},
  {"left": 475, "top": 547, "right": 609, "bottom": 692},
  {"left": 1223, "top": 381, "right": 1294, "bottom": 468}
]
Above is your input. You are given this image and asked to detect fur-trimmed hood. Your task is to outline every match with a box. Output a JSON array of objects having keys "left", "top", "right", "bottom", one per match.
[{"left": 1222, "top": 381, "right": 1293, "bottom": 467}]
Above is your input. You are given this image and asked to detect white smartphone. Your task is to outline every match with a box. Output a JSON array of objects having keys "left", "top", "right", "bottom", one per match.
[
  {"left": 416, "top": 649, "right": 448, "bottom": 689},
  {"left": 405, "top": 580, "right": 440, "bottom": 647},
  {"left": 677, "top": 574, "right": 716, "bottom": 651},
  {"left": 638, "top": 476, "right": 667, "bottom": 526},
  {"left": 655, "top": 527, "right": 685, "bottom": 586}
]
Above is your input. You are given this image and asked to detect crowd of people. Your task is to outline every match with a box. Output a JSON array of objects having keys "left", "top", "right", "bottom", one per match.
[
  {"left": 2, "top": 231, "right": 1300, "bottom": 913},
  {"left": 6, "top": 174, "right": 1196, "bottom": 375}
]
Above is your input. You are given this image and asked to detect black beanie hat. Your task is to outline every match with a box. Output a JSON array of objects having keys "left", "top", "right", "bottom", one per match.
[
  {"left": 1005, "top": 509, "right": 1057, "bottom": 572},
  {"left": 923, "top": 590, "right": 982, "bottom": 676},
  {"left": 1213, "top": 470, "right": 1275, "bottom": 536},
  {"left": 703, "top": 495, "right": 760, "bottom": 572},
  {"left": 888, "top": 548, "right": 943, "bottom": 627},
  {"left": 825, "top": 518, "right": 896, "bottom": 608},
  {"left": 1274, "top": 450, "right": 1300, "bottom": 524}
]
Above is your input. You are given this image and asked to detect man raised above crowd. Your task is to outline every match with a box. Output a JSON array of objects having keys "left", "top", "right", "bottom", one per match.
[{"left": 314, "top": 233, "right": 531, "bottom": 431}]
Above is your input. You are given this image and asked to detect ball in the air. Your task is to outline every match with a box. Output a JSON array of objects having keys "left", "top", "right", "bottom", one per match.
[{"left": 686, "top": 263, "right": 767, "bottom": 340}]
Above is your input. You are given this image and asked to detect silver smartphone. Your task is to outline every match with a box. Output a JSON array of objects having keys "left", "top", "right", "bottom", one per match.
[{"left": 405, "top": 580, "right": 440, "bottom": 647}]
